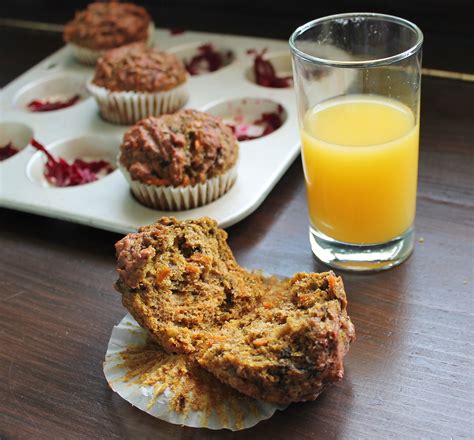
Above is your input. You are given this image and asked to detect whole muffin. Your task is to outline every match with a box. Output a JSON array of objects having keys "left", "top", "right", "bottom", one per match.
[
  {"left": 64, "top": 1, "right": 154, "bottom": 64},
  {"left": 92, "top": 43, "right": 186, "bottom": 93},
  {"left": 87, "top": 43, "right": 189, "bottom": 124},
  {"left": 119, "top": 109, "right": 239, "bottom": 210}
]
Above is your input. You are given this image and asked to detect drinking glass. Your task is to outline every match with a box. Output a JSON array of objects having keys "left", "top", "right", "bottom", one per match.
[{"left": 290, "top": 13, "right": 423, "bottom": 271}]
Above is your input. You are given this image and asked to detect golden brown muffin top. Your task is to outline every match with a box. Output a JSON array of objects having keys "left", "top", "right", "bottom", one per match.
[
  {"left": 120, "top": 110, "right": 239, "bottom": 187},
  {"left": 91, "top": 43, "right": 187, "bottom": 92},
  {"left": 63, "top": 1, "right": 152, "bottom": 50}
]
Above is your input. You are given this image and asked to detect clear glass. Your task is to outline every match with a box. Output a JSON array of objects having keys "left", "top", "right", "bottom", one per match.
[{"left": 290, "top": 13, "right": 423, "bottom": 272}]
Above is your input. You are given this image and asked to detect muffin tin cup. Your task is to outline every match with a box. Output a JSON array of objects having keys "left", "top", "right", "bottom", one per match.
[
  {"left": 87, "top": 80, "right": 189, "bottom": 125},
  {"left": 13, "top": 72, "right": 87, "bottom": 112},
  {"left": 119, "top": 163, "right": 238, "bottom": 211},
  {"left": 0, "top": 122, "right": 34, "bottom": 162},
  {"left": 68, "top": 22, "right": 156, "bottom": 65}
]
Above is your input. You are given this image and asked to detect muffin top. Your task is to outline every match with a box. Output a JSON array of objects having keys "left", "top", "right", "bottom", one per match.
[
  {"left": 91, "top": 43, "right": 187, "bottom": 92},
  {"left": 63, "top": 2, "right": 151, "bottom": 50},
  {"left": 120, "top": 110, "right": 239, "bottom": 187}
]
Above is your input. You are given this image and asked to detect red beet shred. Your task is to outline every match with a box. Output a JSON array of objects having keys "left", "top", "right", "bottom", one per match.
[
  {"left": 27, "top": 94, "right": 81, "bottom": 112},
  {"left": 185, "top": 44, "right": 230, "bottom": 75},
  {"left": 227, "top": 107, "right": 284, "bottom": 142},
  {"left": 169, "top": 27, "right": 186, "bottom": 35},
  {"left": 31, "top": 139, "right": 114, "bottom": 187},
  {"left": 247, "top": 49, "right": 292, "bottom": 88},
  {"left": 0, "top": 142, "right": 19, "bottom": 161}
]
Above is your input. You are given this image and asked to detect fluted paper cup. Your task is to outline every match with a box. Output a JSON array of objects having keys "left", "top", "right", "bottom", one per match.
[
  {"left": 68, "top": 22, "right": 155, "bottom": 65},
  {"left": 87, "top": 79, "right": 188, "bottom": 125},
  {"left": 103, "top": 314, "right": 284, "bottom": 430},
  {"left": 118, "top": 163, "right": 237, "bottom": 210}
]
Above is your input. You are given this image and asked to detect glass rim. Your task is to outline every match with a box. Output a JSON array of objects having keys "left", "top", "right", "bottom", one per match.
[{"left": 289, "top": 12, "right": 424, "bottom": 68}]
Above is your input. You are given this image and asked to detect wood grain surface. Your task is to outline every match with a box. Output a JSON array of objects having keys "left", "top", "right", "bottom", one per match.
[{"left": 1, "top": 26, "right": 473, "bottom": 440}]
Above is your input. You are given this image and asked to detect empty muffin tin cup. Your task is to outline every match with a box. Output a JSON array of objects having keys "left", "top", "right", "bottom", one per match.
[
  {"left": 169, "top": 42, "right": 235, "bottom": 75},
  {"left": 0, "top": 122, "right": 33, "bottom": 162},
  {"left": 27, "top": 135, "right": 118, "bottom": 188},
  {"left": 245, "top": 50, "right": 293, "bottom": 88},
  {"left": 204, "top": 97, "right": 288, "bottom": 141},
  {"left": 14, "top": 73, "right": 87, "bottom": 113}
]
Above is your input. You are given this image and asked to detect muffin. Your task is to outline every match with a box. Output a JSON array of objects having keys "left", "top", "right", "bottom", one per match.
[
  {"left": 197, "top": 271, "right": 354, "bottom": 404},
  {"left": 64, "top": 1, "right": 154, "bottom": 64},
  {"left": 114, "top": 216, "right": 355, "bottom": 404},
  {"left": 119, "top": 110, "right": 239, "bottom": 210},
  {"left": 87, "top": 43, "right": 189, "bottom": 124}
]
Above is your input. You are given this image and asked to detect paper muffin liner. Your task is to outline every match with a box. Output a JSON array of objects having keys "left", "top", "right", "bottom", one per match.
[
  {"left": 103, "top": 314, "right": 284, "bottom": 430},
  {"left": 68, "top": 22, "right": 155, "bottom": 65},
  {"left": 118, "top": 163, "right": 237, "bottom": 210},
  {"left": 87, "top": 79, "right": 189, "bottom": 125}
]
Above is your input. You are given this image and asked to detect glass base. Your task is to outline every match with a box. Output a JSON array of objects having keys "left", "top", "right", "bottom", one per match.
[{"left": 309, "top": 226, "right": 414, "bottom": 272}]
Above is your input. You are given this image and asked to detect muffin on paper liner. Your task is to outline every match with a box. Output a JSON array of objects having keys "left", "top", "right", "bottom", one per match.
[
  {"left": 119, "top": 163, "right": 238, "bottom": 210},
  {"left": 103, "top": 314, "right": 285, "bottom": 431},
  {"left": 87, "top": 79, "right": 188, "bottom": 125},
  {"left": 68, "top": 22, "right": 156, "bottom": 65}
]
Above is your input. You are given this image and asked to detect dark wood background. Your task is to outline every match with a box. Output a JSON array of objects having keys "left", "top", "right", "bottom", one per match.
[
  {"left": 1, "top": 3, "right": 473, "bottom": 439},
  {"left": 1, "top": 0, "right": 473, "bottom": 73}
]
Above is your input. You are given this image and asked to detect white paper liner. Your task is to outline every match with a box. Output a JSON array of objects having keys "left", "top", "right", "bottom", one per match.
[
  {"left": 119, "top": 163, "right": 237, "bottom": 210},
  {"left": 87, "top": 79, "right": 188, "bottom": 125},
  {"left": 103, "top": 314, "right": 285, "bottom": 430},
  {"left": 68, "top": 22, "right": 155, "bottom": 65}
]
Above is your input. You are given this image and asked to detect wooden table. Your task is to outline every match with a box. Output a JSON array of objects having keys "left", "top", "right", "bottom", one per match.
[{"left": 1, "top": 26, "right": 473, "bottom": 440}]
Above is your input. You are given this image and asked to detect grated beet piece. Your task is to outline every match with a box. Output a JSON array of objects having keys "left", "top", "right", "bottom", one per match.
[
  {"left": 185, "top": 44, "right": 229, "bottom": 75},
  {"left": 27, "top": 94, "right": 81, "bottom": 112},
  {"left": 170, "top": 27, "right": 186, "bottom": 35},
  {"left": 31, "top": 139, "right": 114, "bottom": 187},
  {"left": 0, "top": 142, "right": 19, "bottom": 161},
  {"left": 226, "top": 109, "right": 284, "bottom": 141},
  {"left": 247, "top": 48, "right": 292, "bottom": 88}
]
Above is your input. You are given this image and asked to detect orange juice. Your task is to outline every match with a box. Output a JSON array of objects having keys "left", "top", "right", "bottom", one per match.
[{"left": 301, "top": 94, "right": 419, "bottom": 244}]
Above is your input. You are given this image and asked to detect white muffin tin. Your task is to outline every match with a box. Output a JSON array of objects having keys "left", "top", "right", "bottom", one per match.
[{"left": 0, "top": 29, "right": 300, "bottom": 233}]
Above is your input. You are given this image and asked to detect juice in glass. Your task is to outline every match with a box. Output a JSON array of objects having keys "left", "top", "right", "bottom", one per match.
[{"left": 301, "top": 94, "right": 419, "bottom": 245}]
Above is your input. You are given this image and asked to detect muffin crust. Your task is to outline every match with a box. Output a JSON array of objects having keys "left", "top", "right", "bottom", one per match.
[
  {"left": 92, "top": 43, "right": 187, "bottom": 93},
  {"left": 120, "top": 110, "right": 239, "bottom": 187},
  {"left": 64, "top": 2, "right": 152, "bottom": 50},
  {"left": 115, "top": 217, "right": 264, "bottom": 353}
]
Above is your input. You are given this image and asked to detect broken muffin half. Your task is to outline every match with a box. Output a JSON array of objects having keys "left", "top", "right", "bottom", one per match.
[{"left": 114, "top": 216, "right": 355, "bottom": 404}]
